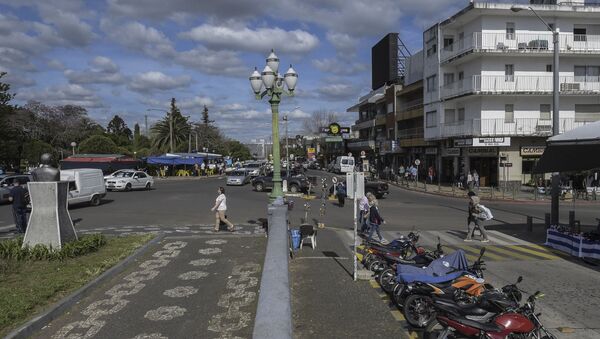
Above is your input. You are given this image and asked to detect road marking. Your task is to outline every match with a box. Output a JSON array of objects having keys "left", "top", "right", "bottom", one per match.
[
  {"left": 510, "top": 245, "right": 560, "bottom": 260},
  {"left": 484, "top": 246, "right": 538, "bottom": 261},
  {"left": 444, "top": 245, "right": 479, "bottom": 262},
  {"left": 456, "top": 244, "right": 507, "bottom": 261},
  {"left": 294, "top": 256, "right": 349, "bottom": 260},
  {"left": 487, "top": 231, "right": 538, "bottom": 246}
]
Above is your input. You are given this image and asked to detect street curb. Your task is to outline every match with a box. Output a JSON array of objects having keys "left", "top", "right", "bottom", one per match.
[
  {"left": 154, "top": 175, "right": 225, "bottom": 182},
  {"left": 5, "top": 233, "right": 165, "bottom": 339}
]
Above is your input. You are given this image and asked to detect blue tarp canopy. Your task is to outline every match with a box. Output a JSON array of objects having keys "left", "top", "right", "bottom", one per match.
[
  {"left": 145, "top": 153, "right": 222, "bottom": 166},
  {"left": 396, "top": 250, "right": 470, "bottom": 284}
]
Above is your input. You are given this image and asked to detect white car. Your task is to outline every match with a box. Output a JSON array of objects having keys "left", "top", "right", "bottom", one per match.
[
  {"left": 105, "top": 170, "right": 154, "bottom": 191},
  {"left": 104, "top": 169, "right": 135, "bottom": 181},
  {"left": 242, "top": 162, "right": 264, "bottom": 177}
]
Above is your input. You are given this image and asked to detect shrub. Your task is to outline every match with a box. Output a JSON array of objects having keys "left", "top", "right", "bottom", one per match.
[{"left": 0, "top": 234, "right": 107, "bottom": 261}]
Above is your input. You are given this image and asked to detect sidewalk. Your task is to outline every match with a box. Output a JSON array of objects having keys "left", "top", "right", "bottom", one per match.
[
  {"left": 31, "top": 233, "right": 265, "bottom": 339},
  {"left": 290, "top": 228, "right": 412, "bottom": 339}
]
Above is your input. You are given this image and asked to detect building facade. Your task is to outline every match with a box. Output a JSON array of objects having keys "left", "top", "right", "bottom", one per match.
[{"left": 423, "top": 1, "right": 600, "bottom": 186}]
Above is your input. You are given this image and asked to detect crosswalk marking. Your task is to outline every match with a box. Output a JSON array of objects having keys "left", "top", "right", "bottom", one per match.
[
  {"left": 484, "top": 245, "right": 536, "bottom": 261},
  {"left": 511, "top": 245, "right": 560, "bottom": 260},
  {"left": 456, "top": 244, "right": 507, "bottom": 261}
]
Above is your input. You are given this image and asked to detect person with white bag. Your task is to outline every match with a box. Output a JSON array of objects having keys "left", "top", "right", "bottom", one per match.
[{"left": 465, "top": 195, "right": 491, "bottom": 242}]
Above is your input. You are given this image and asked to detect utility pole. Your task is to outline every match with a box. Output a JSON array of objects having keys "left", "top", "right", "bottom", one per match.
[
  {"left": 188, "top": 132, "right": 192, "bottom": 153},
  {"left": 195, "top": 132, "right": 198, "bottom": 152},
  {"left": 284, "top": 114, "right": 289, "bottom": 174},
  {"left": 169, "top": 110, "right": 174, "bottom": 153},
  {"left": 145, "top": 115, "right": 148, "bottom": 136}
]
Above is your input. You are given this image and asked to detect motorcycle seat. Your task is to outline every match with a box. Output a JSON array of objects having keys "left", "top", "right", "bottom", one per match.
[
  {"left": 433, "top": 298, "right": 488, "bottom": 317},
  {"left": 457, "top": 304, "right": 489, "bottom": 316}
]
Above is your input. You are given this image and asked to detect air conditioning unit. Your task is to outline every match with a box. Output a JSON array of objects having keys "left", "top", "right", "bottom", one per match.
[{"left": 560, "top": 83, "right": 580, "bottom": 91}]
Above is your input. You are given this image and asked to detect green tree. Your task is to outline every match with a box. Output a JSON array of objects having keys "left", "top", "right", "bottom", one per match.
[
  {"left": 0, "top": 73, "right": 26, "bottom": 168},
  {"left": 202, "top": 105, "right": 214, "bottom": 125},
  {"left": 79, "top": 135, "right": 119, "bottom": 154},
  {"left": 106, "top": 115, "right": 132, "bottom": 147},
  {"left": 150, "top": 98, "right": 191, "bottom": 153},
  {"left": 22, "top": 140, "right": 55, "bottom": 165},
  {"left": 133, "top": 123, "right": 151, "bottom": 150},
  {"left": 223, "top": 140, "right": 252, "bottom": 160}
]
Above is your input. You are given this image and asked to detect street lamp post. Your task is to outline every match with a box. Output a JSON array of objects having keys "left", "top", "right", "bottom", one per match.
[
  {"left": 147, "top": 108, "right": 174, "bottom": 153},
  {"left": 283, "top": 114, "right": 289, "bottom": 175},
  {"left": 249, "top": 49, "right": 298, "bottom": 203},
  {"left": 70, "top": 142, "right": 77, "bottom": 156},
  {"left": 511, "top": 5, "right": 560, "bottom": 225}
]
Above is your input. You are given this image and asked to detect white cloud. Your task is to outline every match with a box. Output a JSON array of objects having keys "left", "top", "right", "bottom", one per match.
[
  {"left": 180, "top": 24, "right": 319, "bottom": 54},
  {"left": 219, "top": 103, "right": 246, "bottom": 111},
  {"left": 326, "top": 32, "right": 359, "bottom": 54},
  {"left": 64, "top": 56, "right": 125, "bottom": 85},
  {"left": 178, "top": 96, "right": 214, "bottom": 111},
  {"left": 91, "top": 56, "right": 119, "bottom": 73},
  {"left": 101, "top": 20, "right": 176, "bottom": 59},
  {"left": 47, "top": 59, "right": 66, "bottom": 70},
  {"left": 19, "top": 84, "right": 104, "bottom": 108},
  {"left": 317, "top": 83, "right": 359, "bottom": 101},
  {"left": 129, "top": 71, "right": 192, "bottom": 92},
  {"left": 312, "top": 58, "right": 367, "bottom": 76},
  {"left": 0, "top": 47, "right": 36, "bottom": 71},
  {"left": 176, "top": 47, "right": 246, "bottom": 76}
]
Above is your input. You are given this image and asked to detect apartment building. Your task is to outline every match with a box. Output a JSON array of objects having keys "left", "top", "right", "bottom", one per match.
[{"left": 424, "top": 0, "right": 600, "bottom": 186}]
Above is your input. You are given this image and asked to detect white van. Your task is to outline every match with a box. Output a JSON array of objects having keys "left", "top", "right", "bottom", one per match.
[
  {"left": 334, "top": 156, "right": 355, "bottom": 174},
  {"left": 60, "top": 169, "right": 106, "bottom": 206}
]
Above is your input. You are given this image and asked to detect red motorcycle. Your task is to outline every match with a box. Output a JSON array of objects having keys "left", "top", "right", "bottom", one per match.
[{"left": 425, "top": 279, "right": 556, "bottom": 339}]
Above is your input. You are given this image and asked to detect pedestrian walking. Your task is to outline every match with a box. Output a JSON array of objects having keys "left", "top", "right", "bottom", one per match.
[
  {"left": 467, "top": 171, "right": 474, "bottom": 191},
  {"left": 464, "top": 195, "right": 490, "bottom": 242},
  {"left": 335, "top": 182, "right": 346, "bottom": 207},
  {"left": 359, "top": 192, "right": 371, "bottom": 233},
  {"left": 8, "top": 181, "right": 28, "bottom": 233},
  {"left": 211, "top": 187, "right": 235, "bottom": 232},
  {"left": 200, "top": 162, "right": 206, "bottom": 176},
  {"left": 473, "top": 170, "right": 480, "bottom": 189},
  {"left": 367, "top": 195, "right": 385, "bottom": 243},
  {"left": 428, "top": 166, "right": 435, "bottom": 184}
]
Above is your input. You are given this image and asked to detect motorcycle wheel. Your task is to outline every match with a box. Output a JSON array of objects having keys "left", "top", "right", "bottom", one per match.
[
  {"left": 368, "top": 260, "right": 385, "bottom": 272},
  {"left": 378, "top": 268, "right": 396, "bottom": 293},
  {"left": 392, "top": 283, "right": 405, "bottom": 305},
  {"left": 403, "top": 294, "right": 435, "bottom": 328},
  {"left": 362, "top": 253, "right": 374, "bottom": 266}
]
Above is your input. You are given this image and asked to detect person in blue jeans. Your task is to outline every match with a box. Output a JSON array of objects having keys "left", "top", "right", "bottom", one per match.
[
  {"left": 359, "top": 193, "right": 371, "bottom": 233},
  {"left": 367, "top": 196, "right": 385, "bottom": 243},
  {"left": 8, "top": 181, "right": 28, "bottom": 233}
]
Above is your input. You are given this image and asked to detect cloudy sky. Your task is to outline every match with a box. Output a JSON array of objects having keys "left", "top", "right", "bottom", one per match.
[{"left": 0, "top": 0, "right": 469, "bottom": 141}]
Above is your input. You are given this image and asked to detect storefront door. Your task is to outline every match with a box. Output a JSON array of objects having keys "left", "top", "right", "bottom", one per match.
[{"left": 470, "top": 157, "right": 498, "bottom": 187}]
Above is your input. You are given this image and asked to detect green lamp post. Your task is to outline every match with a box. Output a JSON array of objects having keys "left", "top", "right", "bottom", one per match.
[{"left": 249, "top": 49, "right": 298, "bottom": 203}]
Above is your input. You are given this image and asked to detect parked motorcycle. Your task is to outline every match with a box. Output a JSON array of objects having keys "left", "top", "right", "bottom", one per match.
[
  {"left": 396, "top": 248, "right": 490, "bottom": 328},
  {"left": 424, "top": 277, "right": 556, "bottom": 339},
  {"left": 378, "top": 239, "right": 444, "bottom": 293},
  {"left": 362, "top": 232, "right": 421, "bottom": 271}
]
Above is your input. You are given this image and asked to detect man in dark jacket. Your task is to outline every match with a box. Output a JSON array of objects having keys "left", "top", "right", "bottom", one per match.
[
  {"left": 8, "top": 181, "right": 28, "bottom": 233},
  {"left": 367, "top": 196, "right": 385, "bottom": 243}
]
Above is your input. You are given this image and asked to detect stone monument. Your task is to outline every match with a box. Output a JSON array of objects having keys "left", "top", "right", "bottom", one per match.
[{"left": 23, "top": 153, "right": 77, "bottom": 249}]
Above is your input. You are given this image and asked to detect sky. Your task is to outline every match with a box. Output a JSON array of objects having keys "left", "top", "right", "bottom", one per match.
[{"left": 0, "top": 0, "right": 470, "bottom": 142}]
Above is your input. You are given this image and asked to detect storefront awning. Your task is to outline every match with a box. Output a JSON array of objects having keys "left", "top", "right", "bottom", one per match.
[{"left": 534, "top": 121, "right": 600, "bottom": 173}]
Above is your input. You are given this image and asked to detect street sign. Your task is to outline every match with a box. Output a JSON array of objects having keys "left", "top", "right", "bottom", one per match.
[
  {"left": 360, "top": 150, "right": 366, "bottom": 158},
  {"left": 332, "top": 176, "right": 338, "bottom": 184},
  {"left": 414, "top": 159, "right": 421, "bottom": 166},
  {"left": 505, "top": 162, "right": 513, "bottom": 167},
  {"left": 345, "top": 172, "right": 364, "bottom": 199},
  {"left": 321, "top": 123, "right": 350, "bottom": 135}
]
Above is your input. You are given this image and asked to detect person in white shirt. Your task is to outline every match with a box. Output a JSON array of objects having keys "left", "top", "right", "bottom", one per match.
[{"left": 211, "top": 186, "right": 235, "bottom": 232}]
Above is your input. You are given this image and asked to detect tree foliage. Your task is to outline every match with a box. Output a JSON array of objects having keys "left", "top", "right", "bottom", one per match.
[
  {"left": 202, "top": 105, "right": 214, "bottom": 125},
  {"left": 106, "top": 115, "right": 132, "bottom": 146},
  {"left": 79, "top": 135, "right": 119, "bottom": 154},
  {"left": 150, "top": 98, "right": 191, "bottom": 153},
  {"left": 223, "top": 140, "right": 252, "bottom": 160}
]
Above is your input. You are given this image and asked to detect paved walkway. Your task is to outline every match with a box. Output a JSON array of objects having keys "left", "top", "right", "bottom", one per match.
[{"left": 33, "top": 233, "right": 266, "bottom": 339}]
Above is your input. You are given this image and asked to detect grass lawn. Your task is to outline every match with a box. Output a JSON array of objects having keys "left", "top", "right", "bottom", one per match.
[{"left": 0, "top": 234, "right": 154, "bottom": 337}]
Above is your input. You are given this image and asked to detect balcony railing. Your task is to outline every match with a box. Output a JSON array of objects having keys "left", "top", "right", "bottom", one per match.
[
  {"left": 398, "top": 98, "right": 424, "bottom": 112},
  {"left": 438, "top": 118, "right": 593, "bottom": 138},
  {"left": 441, "top": 75, "right": 600, "bottom": 99},
  {"left": 398, "top": 127, "right": 424, "bottom": 139},
  {"left": 441, "top": 32, "right": 600, "bottom": 63}
]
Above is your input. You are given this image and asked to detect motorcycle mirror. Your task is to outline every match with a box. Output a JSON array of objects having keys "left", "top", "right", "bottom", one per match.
[{"left": 517, "top": 276, "right": 523, "bottom": 283}]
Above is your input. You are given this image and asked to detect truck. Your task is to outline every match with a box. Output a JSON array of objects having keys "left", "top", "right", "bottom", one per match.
[{"left": 60, "top": 169, "right": 106, "bottom": 206}]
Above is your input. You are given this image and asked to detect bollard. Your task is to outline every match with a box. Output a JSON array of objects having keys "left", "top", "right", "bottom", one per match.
[
  {"left": 424, "top": 181, "right": 427, "bottom": 192},
  {"left": 527, "top": 216, "right": 533, "bottom": 232},
  {"left": 491, "top": 186, "right": 495, "bottom": 200},
  {"left": 545, "top": 213, "right": 551, "bottom": 228},
  {"left": 512, "top": 185, "right": 517, "bottom": 200},
  {"left": 534, "top": 187, "right": 538, "bottom": 201},
  {"left": 569, "top": 210, "right": 575, "bottom": 230},
  {"left": 452, "top": 184, "right": 456, "bottom": 197}
]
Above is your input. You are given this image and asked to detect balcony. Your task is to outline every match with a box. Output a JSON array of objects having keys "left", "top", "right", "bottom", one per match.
[
  {"left": 441, "top": 75, "right": 600, "bottom": 100},
  {"left": 398, "top": 98, "right": 424, "bottom": 112},
  {"left": 398, "top": 127, "right": 424, "bottom": 140},
  {"left": 441, "top": 32, "right": 600, "bottom": 64},
  {"left": 438, "top": 118, "right": 594, "bottom": 138}
]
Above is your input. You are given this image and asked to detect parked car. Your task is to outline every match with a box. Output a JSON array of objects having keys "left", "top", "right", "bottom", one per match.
[
  {"left": 61, "top": 169, "right": 106, "bottom": 206},
  {"left": 251, "top": 171, "right": 310, "bottom": 193},
  {"left": 104, "top": 169, "right": 135, "bottom": 181},
  {"left": 329, "top": 177, "right": 389, "bottom": 199},
  {"left": 332, "top": 156, "right": 355, "bottom": 174},
  {"left": 0, "top": 167, "right": 6, "bottom": 180},
  {"left": 105, "top": 170, "right": 154, "bottom": 191},
  {"left": 226, "top": 170, "right": 252, "bottom": 186},
  {"left": 0, "top": 175, "right": 32, "bottom": 204}
]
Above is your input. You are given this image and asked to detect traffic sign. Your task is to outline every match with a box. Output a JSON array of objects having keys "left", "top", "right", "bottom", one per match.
[
  {"left": 414, "top": 159, "right": 421, "bottom": 166},
  {"left": 360, "top": 150, "right": 366, "bottom": 158},
  {"left": 332, "top": 176, "right": 338, "bottom": 184}
]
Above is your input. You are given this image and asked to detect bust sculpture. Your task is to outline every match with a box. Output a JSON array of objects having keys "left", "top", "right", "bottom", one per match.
[{"left": 31, "top": 153, "right": 60, "bottom": 182}]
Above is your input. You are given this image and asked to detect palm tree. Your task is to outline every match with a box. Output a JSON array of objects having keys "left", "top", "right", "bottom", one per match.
[{"left": 151, "top": 98, "right": 191, "bottom": 153}]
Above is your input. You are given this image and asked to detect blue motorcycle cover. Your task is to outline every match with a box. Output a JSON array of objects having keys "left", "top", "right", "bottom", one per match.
[{"left": 396, "top": 250, "right": 470, "bottom": 284}]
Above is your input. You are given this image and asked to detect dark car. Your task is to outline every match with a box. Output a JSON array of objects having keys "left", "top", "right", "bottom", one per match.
[
  {"left": 0, "top": 175, "right": 32, "bottom": 204},
  {"left": 252, "top": 170, "right": 310, "bottom": 193},
  {"left": 329, "top": 177, "right": 389, "bottom": 199}
]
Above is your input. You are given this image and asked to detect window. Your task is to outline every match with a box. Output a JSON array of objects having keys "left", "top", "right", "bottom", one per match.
[
  {"left": 506, "top": 22, "right": 515, "bottom": 40},
  {"left": 426, "top": 75, "right": 437, "bottom": 92},
  {"left": 575, "top": 65, "right": 600, "bottom": 82},
  {"left": 427, "top": 44, "right": 437, "bottom": 57},
  {"left": 574, "top": 27, "right": 587, "bottom": 42},
  {"left": 443, "top": 73, "right": 455, "bottom": 86},
  {"left": 445, "top": 109, "right": 456, "bottom": 123},
  {"left": 546, "top": 64, "right": 552, "bottom": 72},
  {"left": 426, "top": 111, "right": 437, "bottom": 127},
  {"left": 137, "top": 172, "right": 147, "bottom": 178},
  {"left": 458, "top": 71, "right": 464, "bottom": 81},
  {"left": 388, "top": 128, "right": 394, "bottom": 138},
  {"left": 505, "top": 64, "right": 514, "bottom": 82},
  {"left": 505, "top": 104, "right": 514, "bottom": 123},
  {"left": 443, "top": 36, "right": 454, "bottom": 51},
  {"left": 387, "top": 103, "right": 394, "bottom": 114},
  {"left": 457, "top": 108, "right": 465, "bottom": 121},
  {"left": 458, "top": 32, "right": 465, "bottom": 49},
  {"left": 575, "top": 104, "right": 600, "bottom": 122},
  {"left": 540, "top": 104, "right": 551, "bottom": 120}
]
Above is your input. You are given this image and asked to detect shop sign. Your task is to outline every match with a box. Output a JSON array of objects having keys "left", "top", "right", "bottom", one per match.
[
  {"left": 321, "top": 123, "right": 350, "bottom": 135},
  {"left": 453, "top": 138, "right": 473, "bottom": 147},
  {"left": 411, "top": 147, "right": 424, "bottom": 154},
  {"left": 499, "top": 162, "right": 513, "bottom": 167},
  {"left": 472, "top": 137, "right": 511, "bottom": 147},
  {"left": 307, "top": 148, "right": 316, "bottom": 160},
  {"left": 348, "top": 140, "right": 375, "bottom": 149},
  {"left": 442, "top": 148, "right": 461, "bottom": 157},
  {"left": 425, "top": 147, "right": 438, "bottom": 155},
  {"left": 325, "top": 136, "right": 343, "bottom": 142},
  {"left": 466, "top": 147, "right": 498, "bottom": 157},
  {"left": 520, "top": 146, "right": 546, "bottom": 157}
]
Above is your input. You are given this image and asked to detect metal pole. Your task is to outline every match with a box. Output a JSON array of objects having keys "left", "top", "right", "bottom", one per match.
[
  {"left": 169, "top": 110, "right": 174, "bottom": 153},
  {"left": 285, "top": 115, "right": 289, "bottom": 175},
  {"left": 188, "top": 132, "right": 191, "bottom": 153},
  {"left": 195, "top": 132, "right": 198, "bottom": 152},
  {"left": 270, "top": 92, "right": 283, "bottom": 202},
  {"left": 551, "top": 28, "right": 560, "bottom": 226},
  {"left": 353, "top": 171, "right": 358, "bottom": 282}
]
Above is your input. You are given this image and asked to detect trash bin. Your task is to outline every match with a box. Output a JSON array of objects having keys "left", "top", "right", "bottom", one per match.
[{"left": 290, "top": 229, "right": 301, "bottom": 249}]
